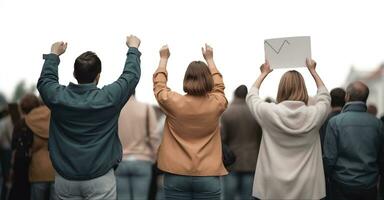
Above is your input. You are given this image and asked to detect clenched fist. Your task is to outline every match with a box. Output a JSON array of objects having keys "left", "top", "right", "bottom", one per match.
[
  {"left": 126, "top": 35, "right": 141, "bottom": 48},
  {"left": 201, "top": 44, "right": 213, "bottom": 61},
  {"left": 306, "top": 58, "right": 317, "bottom": 72},
  {"left": 51, "top": 41, "right": 67, "bottom": 56},
  {"left": 159, "top": 45, "right": 170, "bottom": 59}
]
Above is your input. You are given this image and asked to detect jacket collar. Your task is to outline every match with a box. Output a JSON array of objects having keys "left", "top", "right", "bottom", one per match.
[
  {"left": 342, "top": 101, "right": 367, "bottom": 113},
  {"left": 67, "top": 82, "right": 98, "bottom": 92}
]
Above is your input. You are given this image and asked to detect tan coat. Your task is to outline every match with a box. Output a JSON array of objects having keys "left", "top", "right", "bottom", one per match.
[
  {"left": 25, "top": 106, "right": 55, "bottom": 182},
  {"left": 153, "top": 67, "right": 228, "bottom": 176},
  {"left": 118, "top": 97, "right": 160, "bottom": 162},
  {"left": 246, "top": 86, "right": 331, "bottom": 200}
]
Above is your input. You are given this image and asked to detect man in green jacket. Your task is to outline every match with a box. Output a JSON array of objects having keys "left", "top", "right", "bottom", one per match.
[
  {"left": 323, "top": 81, "right": 384, "bottom": 200},
  {"left": 37, "top": 35, "right": 141, "bottom": 199}
]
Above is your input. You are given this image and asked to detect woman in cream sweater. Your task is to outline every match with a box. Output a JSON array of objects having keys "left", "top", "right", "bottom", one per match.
[
  {"left": 153, "top": 44, "right": 227, "bottom": 199},
  {"left": 246, "top": 59, "right": 331, "bottom": 200}
]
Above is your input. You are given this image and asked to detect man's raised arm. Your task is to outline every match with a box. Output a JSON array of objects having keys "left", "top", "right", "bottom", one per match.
[
  {"left": 103, "top": 35, "right": 142, "bottom": 108},
  {"left": 37, "top": 42, "right": 67, "bottom": 108}
]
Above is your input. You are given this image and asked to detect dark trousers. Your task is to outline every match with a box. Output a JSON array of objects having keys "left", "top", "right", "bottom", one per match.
[{"left": 330, "top": 180, "right": 377, "bottom": 200}]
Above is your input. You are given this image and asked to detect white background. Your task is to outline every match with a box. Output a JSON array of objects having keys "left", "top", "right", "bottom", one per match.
[{"left": 0, "top": 0, "right": 383, "bottom": 104}]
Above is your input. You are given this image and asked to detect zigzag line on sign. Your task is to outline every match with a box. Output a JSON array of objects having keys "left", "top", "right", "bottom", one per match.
[{"left": 264, "top": 40, "right": 290, "bottom": 54}]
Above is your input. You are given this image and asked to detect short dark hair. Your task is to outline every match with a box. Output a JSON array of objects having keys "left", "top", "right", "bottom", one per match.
[
  {"left": 183, "top": 61, "right": 213, "bottom": 96},
  {"left": 234, "top": 85, "right": 248, "bottom": 99},
  {"left": 330, "top": 88, "right": 346, "bottom": 108},
  {"left": 74, "top": 51, "right": 101, "bottom": 84},
  {"left": 20, "top": 94, "right": 41, "bottom": 114},
  {"left": 346, "top": 81, "right": 369, "bottom": 102}
]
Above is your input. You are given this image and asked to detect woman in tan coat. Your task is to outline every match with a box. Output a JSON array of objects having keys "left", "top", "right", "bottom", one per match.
[
  {"left": 246, "top": 60, "right": 331, "bottom": 200},
  {"left": 153, "top": 44, "right": 228, "bottom": 199}
]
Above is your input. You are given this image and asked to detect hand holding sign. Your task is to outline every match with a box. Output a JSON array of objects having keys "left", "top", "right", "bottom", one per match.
[{"left": 264, "top": 36, "right": 311, "bottom": 69}]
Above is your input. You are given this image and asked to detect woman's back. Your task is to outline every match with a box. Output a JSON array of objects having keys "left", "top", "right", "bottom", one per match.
[
  {"left": 153, "top": 46, "right": 228, "bottom": 177},
  {"left": 246, "top": 60, "right": 331, "bottom": 200}
]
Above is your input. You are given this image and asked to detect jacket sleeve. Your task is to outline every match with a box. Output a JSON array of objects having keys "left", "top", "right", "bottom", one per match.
[
  {"left": 379, "top": 121, "right": 384, "bottom": 176},
  {"left": 323, "top": 118, "right": 338, "bottom": 177},
  {"left": 209, "top": 68, "right": 228, "bottom": 112},
  {"left": 102, "top": 48, "right": 141, "bottom": 108},
  {"left": 37, "top": 54, "right": 66, "bottom": 108},
  {"left": 153, "top": 68, "right": 181, "bottom": 117}
]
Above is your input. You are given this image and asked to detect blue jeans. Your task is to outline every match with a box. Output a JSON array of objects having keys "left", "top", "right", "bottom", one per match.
[
  {"left": 115, "top": 160, "right": 152, "bottom": 200},
  {"left": 31, "top": 181, "right": 57, "bottom": 200},
  {"left": 223, "top": 172, "right": 254, "bottom": 200},
  {"left": 164, "top": 173, "right": 221, "bottom": 200}
]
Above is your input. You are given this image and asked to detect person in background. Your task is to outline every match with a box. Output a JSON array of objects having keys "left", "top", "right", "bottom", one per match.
[
  {"left": 26, "top": 104, "right": 56, "bottom": 200},
  {"left": 324, "top": 81, "right": 384, "bottom": 200},
  {"left": 153, "top": 44, "right": 228, "bottom": 199},
  {"left": 0, "top": 94, "right": 13, "bottom": 200},
  {"left": 9, "top": 94, "right": 40, "bottom": 200},
  {"left": 367, "top": 104, "right": 378, "bottom": 117},
  {"left": 37, "top": 35, "right": 141, "bottom": 199},
  {"left": 221, "top": 85, "right": 262, "bottom": 200},
  {"left": 116, "top": 92, "right": 160, "bottom": 200},
  {"left": 319, "top": 87, "right": 346, "bottom": 152},
  {"left": 319, "top": 87, "right": 346, "bottom": 200},
  {"left": 246, "top": 59, "right": 330, "bottom": 200}
]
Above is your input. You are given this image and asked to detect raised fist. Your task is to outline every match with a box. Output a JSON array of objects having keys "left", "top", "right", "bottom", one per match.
[
  {"left": 201, "top": 44, "right": 213, "bottom": 61},
  {"left": 126, "top": 35, "right": 141, "bottom": 48},
  {"left": 159, "top": 45, "right": 170, "bottom": 59},
  {"left": 51, "top": 41, "right": 67, "bottom": 56}
]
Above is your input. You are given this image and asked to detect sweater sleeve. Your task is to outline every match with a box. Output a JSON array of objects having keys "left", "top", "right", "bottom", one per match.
[
  {"left": 102, "top": 47, "right": 141, "bottom": 108},
  {"left": 313, "top": 86, "right": 331, "bottom": 126},
  {"left": 246, "top": 86, "right": 272, "bottom": 124}
]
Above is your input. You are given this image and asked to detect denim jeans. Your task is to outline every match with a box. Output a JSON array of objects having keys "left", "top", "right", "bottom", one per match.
[
  {"left": 31, "top": 181, "right": 57, "bottom": 200},
  {"left": 164, "top": 173, "right": 221, "bottom": 200},
  {"left": 55, "top": 169, "right": 116, "bottom": 200},
  {"left": 223, "top": 172, "right": 254, "bottom": 200},
  {"left": 115, "top": 160, "right": 152, "bottom": 200}
]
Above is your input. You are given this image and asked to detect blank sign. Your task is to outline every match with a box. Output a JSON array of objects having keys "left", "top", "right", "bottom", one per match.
[{"left": 264, "top": 36, "right": 311, "bottom": 69}]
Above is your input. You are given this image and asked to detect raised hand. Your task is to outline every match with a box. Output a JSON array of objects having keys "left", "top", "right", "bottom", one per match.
[
  {"left": 201, "top": 44, "right": 213, "bottom": 61},
  {"left": 306, "top": 58, "right": 317, "bottom": 72},
  {"left": 51, "top": 41, "right": 67, "bottom": 56},
  {"left": 260, "top": 60, "right": 273, "bottom": 75},
  {"left": 159, "top": 45, "right": 170, "bottom": 59},
  {"left": 126, "top": 35, "right": 141, "bottom": 48}
]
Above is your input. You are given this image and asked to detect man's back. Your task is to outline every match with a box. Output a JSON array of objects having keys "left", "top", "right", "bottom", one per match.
[
  {"left": 324, "top": 102, "right": 384, "bottom": 188},
  {"left": 37, "top": 47, "right": 141, "bottom": 180},
  {"left": 221, "top": 99, "right": 262, "bottom": 172}
]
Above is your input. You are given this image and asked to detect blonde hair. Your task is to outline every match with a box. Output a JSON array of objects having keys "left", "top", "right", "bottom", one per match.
[{"left": 276, "top": 70, "right": 308, "bottom": 104}]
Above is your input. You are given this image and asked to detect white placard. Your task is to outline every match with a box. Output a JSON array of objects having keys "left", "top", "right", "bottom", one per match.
[{"left": 264, "top": 36, "right": 311, "bottom": 69}]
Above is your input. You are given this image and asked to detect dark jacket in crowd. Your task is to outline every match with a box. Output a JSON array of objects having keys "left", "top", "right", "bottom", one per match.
[
  {"left": 221, "top": 98, "right": 262, "bottom": 172},
  {"left": 323, "top": 102, "right": 384, "bottom": 189},
  {"left": 37, "top": 48, "right": 141, "bottom": 180},
  {"left": 319, "top": 110, "right": 341, "bottom": 153}
]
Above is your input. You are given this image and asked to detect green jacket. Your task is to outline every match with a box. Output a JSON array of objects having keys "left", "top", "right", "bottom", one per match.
[
  {"left": 37, "top": 48, "right": 141, "bottom": 180},
  {"left": 324, "top": 102, "right": 384, "bottom": 188}
]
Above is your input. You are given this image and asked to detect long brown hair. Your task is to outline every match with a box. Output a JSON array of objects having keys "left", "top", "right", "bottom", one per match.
[
  {"left": 183, "top": 61, "right": 213, "bottom": 96},
  {"left": 276, "top": 70, "right": 308, "bottom": 104}
]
